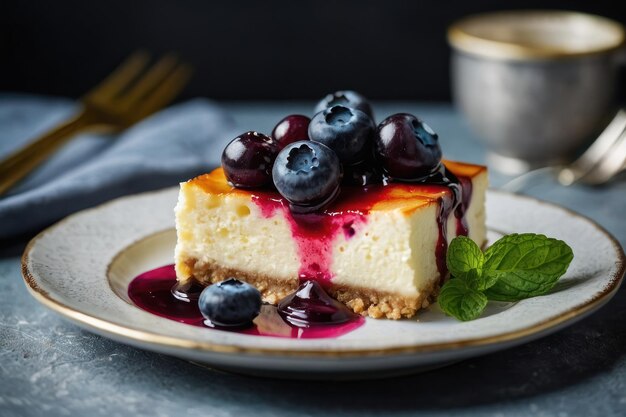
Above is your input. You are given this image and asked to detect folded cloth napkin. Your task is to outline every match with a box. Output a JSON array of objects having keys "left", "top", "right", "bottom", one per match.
[{"left": 0, "top": 94, "right": 238, "bottom": 240}]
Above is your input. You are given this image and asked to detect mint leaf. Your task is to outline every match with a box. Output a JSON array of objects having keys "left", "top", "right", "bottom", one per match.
[
  {"left": 438, "top": 277, "right": 488, "bottom": 321},
  {"left": 446, "top": 236, "right": 498, "bottom": 290},
  {"left": 446, "top": 236, "right": 484, "bottom": 280},
  {"left": 464, "top": 268, "right": 482, "bottom": 290},
  {"left": 483, "top": 233, "right": 574, "bottom": 302}
]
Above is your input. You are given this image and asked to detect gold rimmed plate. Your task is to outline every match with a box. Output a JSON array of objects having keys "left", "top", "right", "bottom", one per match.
[{"left": 21, "top": 188, "right": 625, "bottom": 379}]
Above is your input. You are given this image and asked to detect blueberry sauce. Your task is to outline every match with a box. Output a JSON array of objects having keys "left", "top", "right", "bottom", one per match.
[
  {"left": 253, "top": 193, "right": 367, "bottom": 283},
  {"left": 250, "top": 164, "right": 473, "bottom": 281},
  {"left": 278, "top": 280, "right": 358, "bottom": 327},
  {"left": 128, "top": 265, "right": 364, "bottom": 339},
  {"left": 128, "top": 265, "right": 204, "bottom": 325},
  {"left": 171, "top": 279, "right": 204, "bottom": 303},
  {"left": 455, "top": 175, "right": 472, "bottom": 236},
  {"left": 421, "top": 165, "right": 471, "bottom": 279}
]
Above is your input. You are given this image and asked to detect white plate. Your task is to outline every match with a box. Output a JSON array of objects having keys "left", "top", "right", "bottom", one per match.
[{"left": 22, "top": 188, "right": 625, "bottom": 379}]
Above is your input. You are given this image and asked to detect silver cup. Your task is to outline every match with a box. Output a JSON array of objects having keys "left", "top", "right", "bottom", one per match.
[{"left": 448, "top": 11, "right": 625, "bottom": 173}]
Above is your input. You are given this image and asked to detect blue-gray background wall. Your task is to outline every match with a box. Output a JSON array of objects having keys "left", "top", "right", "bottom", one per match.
[{"left": 1, "top": 0, "right": 624, "bottom": 101}]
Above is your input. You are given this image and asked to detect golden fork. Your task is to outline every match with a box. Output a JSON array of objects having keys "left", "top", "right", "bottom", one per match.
[{"left": 0, "top": 52, "right": 193, "bottom": 196}]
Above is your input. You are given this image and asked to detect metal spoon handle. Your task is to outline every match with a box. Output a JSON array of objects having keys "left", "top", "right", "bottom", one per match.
[
  {"left": 557, "top": 109, "right": 626, "bottom": 185},
  {"left": 578, "top": 128, "right": 626, "bottom": 185}
]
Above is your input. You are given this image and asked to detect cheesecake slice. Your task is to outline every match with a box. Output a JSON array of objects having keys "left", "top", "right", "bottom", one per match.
[{"left": 175, "top": 161, "right": 487, "bottom": 319}]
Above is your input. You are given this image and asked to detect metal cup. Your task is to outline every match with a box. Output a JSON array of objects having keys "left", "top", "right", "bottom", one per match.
[{"left": 448, "top": 11, "right": 625, "bottom": 173}]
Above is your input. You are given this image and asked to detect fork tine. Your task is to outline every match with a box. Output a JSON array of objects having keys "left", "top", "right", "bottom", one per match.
[
  {"left": 118, "top": 54, "right": 181, "bottom": 107},
  {"left": 84, "top": 51, "right": 150, "bottom": 101},
  {"left": 133, "top": 63, "right": 193, "bottom": 119}
]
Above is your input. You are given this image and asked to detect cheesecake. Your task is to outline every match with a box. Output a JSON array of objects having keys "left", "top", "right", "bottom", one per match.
[{"left": 174, "top": 161, "right": 487, "bottom": 320}]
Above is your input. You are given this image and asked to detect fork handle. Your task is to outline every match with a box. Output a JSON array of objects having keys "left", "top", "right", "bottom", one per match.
[{"left": 0, "top": 110, "right": 94, "bottom": 196}]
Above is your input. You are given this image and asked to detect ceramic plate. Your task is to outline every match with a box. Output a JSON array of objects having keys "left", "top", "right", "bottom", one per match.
[{"left": 22, "top": 188, "right": 625, "bottom": 379}]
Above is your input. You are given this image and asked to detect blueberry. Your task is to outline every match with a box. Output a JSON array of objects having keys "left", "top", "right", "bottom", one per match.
[
  {"left": 314, "top": 90, "right": 374, "bottom": 120},
  {"left": 198, "top": 278, "right": 262, "bottom": 327},
  {"left": 374, "top": 113, "right": 442, "bottom": 180},
  {"left": 221, "top": 131, "right": 279, "bottom": 188},
  {"left": 272, "top": 115, "right": 311, "bottom": 149},
  {"left": 272, "top": 140, "right": 342, "bottom": 213},
  {"left": 308, "top": 105, "right": 375, "bottom": 164}
]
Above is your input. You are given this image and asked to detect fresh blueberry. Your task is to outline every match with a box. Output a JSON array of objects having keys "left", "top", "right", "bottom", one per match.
[
  {"left": 314, "top": 90, "right": 374, "bottom": 120},
  {"left": 272, "top": 140, "right": 342, "bottom": 213},
  {"left": 308, "top": 105, "right": 375, "bottom": 164},
  {"left": 272, "top": 115, "right": 311, "bottom": 149},
  {"left": 221, "top": 131, "right": 279, "bottom": 188},
  {"left": 374, "top": 113, "right": 442, "bottom": 180},
  {"left": 198, "top": 278, "right": 262, "bottom": 327}
]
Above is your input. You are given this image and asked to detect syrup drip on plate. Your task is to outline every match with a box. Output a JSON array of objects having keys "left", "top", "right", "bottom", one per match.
[
  {"left": 278, "top": 280, "right": 357, "bottom": 327},
  {"left": 128, "top": 265, "right": 364, "bottom": 339}
]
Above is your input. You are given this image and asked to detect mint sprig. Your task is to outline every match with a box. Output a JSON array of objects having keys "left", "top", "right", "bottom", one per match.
[
  {"left": 446, "top": 236, "right": 498, "bottom": 291},
  {"left": 438, "top": 274, "right": 487, "bottom": 322},
  {"left": 438, "top": 233, "right": 573, "bottom": 321}
]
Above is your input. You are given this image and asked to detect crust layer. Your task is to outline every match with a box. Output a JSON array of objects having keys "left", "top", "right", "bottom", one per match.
[{"left": 181, "top": 257, "right": 437, "bottom": 319}]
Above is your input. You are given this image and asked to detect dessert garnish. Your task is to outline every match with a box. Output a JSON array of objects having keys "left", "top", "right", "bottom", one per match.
[
  {"left": 220, "top": 90, "right": 447, "bottom": 214},
  {"left": 128, "top": 265, "right": 363, "bottom": 338},
  {"left": 221, "top": 131, "right": 278, "bottom": 188},
  {"left": 439, "top": 234, "right": 574, "bottom": 321},
  {"left": 198, "top": 278, "right": 262, "bottom": 328},
  {"left": 375, "top": 113, "right": 442, "bottom": 181},
  {"left": 272, "top": 141, "right": 342, "bottom": 214},
  {"left": 277, "top": 280, "right": 359, "bottom": 327},
  {"left": 308, "top": 105, "right": 375, "bottom": 164},
  {"left": 314, "top": 90, "right": 374, "bottom": 119},
  {"left": 271, "top": 114, "right": 311, "bottom": 149}
]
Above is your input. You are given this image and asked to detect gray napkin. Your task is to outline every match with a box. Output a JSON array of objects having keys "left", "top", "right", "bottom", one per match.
[{"left": 0, "top": 94, "right": 238, "bottom": 239}]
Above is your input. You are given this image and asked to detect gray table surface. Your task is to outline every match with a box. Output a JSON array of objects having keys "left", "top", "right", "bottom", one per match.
[{"left": 1, "top": 102, "right": 625, "bottom": 417}]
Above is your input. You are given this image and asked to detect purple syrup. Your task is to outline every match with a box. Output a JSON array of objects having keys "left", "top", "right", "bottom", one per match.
[
  {"left": 251, "top": 164, "right": 473, "bottom": 282},
  {"left": 127, "top": 265, "right": 364, "bottom": 339},
  {"left": 278, "top": 280, "right": 359, "bottom": 327},
  {"left": 252, "top": 194, "right": 366, "bottom": 284},
  {"left": 128, "top": 265, "right": 204, "bottom": 325},
  {"left": 171, "top": 280, "right": 204, "bottom": 302},
  {"left": 435, "top": 194, "right": 455, "bottom": 279},
  {"left": 455, "top": 175, "right": 472, "bottom": 236},
  {"left": 421, "top": 165, "right": 472, "bottom": 279}
]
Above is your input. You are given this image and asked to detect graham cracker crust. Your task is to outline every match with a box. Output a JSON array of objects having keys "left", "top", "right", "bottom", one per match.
[{"left": 179, "top": 257, "right": 437, "bottom": 319}]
